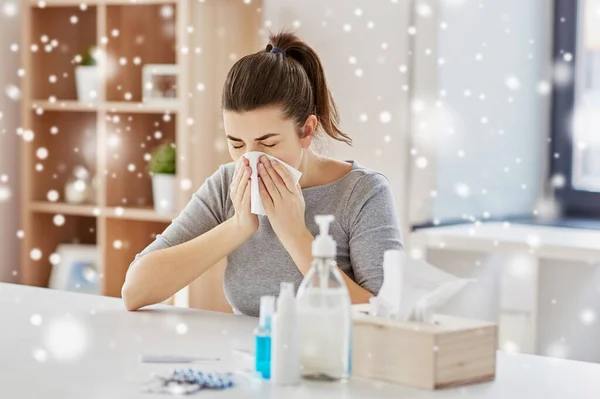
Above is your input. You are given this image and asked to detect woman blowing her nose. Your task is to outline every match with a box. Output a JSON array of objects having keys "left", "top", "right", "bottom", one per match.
[{"left": 121, "top": 32, "right": 403, "bottom": 316}]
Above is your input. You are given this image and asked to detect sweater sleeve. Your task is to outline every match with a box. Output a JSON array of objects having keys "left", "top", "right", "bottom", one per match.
[
  {"left": 344, "top": 172, "right": 404, "bottom": 295},
  {"left": 129, "top": 165, "right": 228, "bottom": 266}
]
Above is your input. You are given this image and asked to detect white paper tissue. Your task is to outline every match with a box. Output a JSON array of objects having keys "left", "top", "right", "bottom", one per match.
[
  {"left": 374, "top": 250, "right": 471, "bottom": 323},
  {"left": 243, "top": 151, "right": 303, "bottom": 216}
]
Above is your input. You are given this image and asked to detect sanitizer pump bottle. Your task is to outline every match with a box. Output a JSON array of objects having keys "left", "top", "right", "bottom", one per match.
[{"left": 296, "top": 215, "right": 352, "bottom": 382}]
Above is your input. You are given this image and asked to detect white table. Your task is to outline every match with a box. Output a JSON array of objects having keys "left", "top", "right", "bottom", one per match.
[{"left": 1, "top": 282, "right": 600, "bottom": 398}]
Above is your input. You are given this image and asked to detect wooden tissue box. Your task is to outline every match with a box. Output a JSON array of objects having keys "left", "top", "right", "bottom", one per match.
[{"left": 351, "top": 305, "right": 497, "bottom": 390}]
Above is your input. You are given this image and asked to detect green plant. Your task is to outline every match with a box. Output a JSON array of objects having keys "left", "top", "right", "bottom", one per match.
[
  {"left": 80, "top": 46, "right": 98, "bottom": 66},
  {"left": 148, "top": 141, "right": 176, "bottom": 175}
]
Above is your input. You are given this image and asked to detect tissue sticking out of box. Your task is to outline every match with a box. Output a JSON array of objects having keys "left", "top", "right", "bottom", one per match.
[{"left": 373, "top": 250, "right": 471, "bottom": 323}]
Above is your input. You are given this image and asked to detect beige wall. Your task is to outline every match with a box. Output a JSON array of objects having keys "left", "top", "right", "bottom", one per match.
[
  {"left": 262, "top": 0, "right": 413, "bottom": 238},
  {"left": 0, "top": 0, "right": 21, "bottom": 283}
]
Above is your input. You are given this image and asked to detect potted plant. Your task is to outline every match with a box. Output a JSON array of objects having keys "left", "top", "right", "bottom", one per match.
[
  {"left": 148, "top": 141, "right": 176, "bottom": 214},
  {"left": 75, "top": 46, "right": 99, "bottom": 103}
]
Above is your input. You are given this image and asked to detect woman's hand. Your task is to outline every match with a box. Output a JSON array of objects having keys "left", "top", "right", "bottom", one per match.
[
  {"left": 230, "top": 157, "right": 259, "bottom": 235},
  {"left": 257, "top": 156, "right": 312, "bottom": 254}
]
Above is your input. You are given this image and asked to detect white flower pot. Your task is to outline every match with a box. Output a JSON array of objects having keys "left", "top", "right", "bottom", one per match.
[
  {"left": 152, "top": 174, "right": 176, "bottom": 214},
  {"left": 75, "top": 66, "right": 99, "bottom": 103}
]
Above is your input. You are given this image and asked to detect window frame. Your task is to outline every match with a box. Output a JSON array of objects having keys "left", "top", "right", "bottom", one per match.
[{"left": 551, "top": 0, "right": 600, "bottom": 217}]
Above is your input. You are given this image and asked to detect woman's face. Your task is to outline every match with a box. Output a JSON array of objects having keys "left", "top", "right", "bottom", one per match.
[{"left": 223, "top": 106, "right": 315, "bottom": 169}]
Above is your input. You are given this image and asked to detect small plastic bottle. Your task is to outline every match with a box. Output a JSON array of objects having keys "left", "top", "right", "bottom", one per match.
[
  {"left": 254, "top": 295, "right": 275, "bottom": 379},
  {"left": 271, "top": 282, "right": 300, "bottom": 385},
  {"left": 297, "top": 215, "right": 352, "bottom": 382}
]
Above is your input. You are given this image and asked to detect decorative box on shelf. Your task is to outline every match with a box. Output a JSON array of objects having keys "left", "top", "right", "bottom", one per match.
[{"left": 351, "top": 305, "right": 497, "bottom": 390}]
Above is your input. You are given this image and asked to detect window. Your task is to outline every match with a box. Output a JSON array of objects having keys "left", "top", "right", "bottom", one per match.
[{"left": 552, "top": 0, "right": 600, "bottom": 217}]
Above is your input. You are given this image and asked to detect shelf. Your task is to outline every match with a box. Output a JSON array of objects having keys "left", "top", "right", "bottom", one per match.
[
  {"left": 30, "top": 0, "right": 178, "bottom": 6},
  {"left": 104, "top": 206, "right": 176, "bottom": 222},
  {"left": 103, "top": 101, "right": 180, "bottom": 114},
  {"left": 32, "top": 100, "right": 99, "bottom": 112},
  {"left": 30, "top": 201, "right": 100, "bottom": 217},
  {"left": 31, "top": 100, "right": 180, "bottom": 114},
  {"left": 30, "top": 201, "right": 175, "bottom": 222}
]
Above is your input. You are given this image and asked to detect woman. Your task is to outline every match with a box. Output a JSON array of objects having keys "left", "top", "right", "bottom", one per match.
[{"left": 122, "top": 32, "right": 403, "bottom": 316}]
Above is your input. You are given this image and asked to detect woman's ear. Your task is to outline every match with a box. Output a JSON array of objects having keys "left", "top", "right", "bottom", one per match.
[{"left": 300, "top": 115, "right": 318, "bottom": 148}]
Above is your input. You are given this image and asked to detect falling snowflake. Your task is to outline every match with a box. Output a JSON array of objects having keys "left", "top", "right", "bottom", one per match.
[
  {"left": 354, "top": 8, "right": 363, "bottom": 16},
  {"left": 503, "top": 340, "right": 520, "bottom": 354},
  {"left": 379, "top": 111, "right": 392, "bottom": 124},
  {"left": 293, "top": 20, "right": 302, "bottom": 29},
  {"left": 553, "top": 62, "right": 573, "bottom": 87},
  {"left": 31, "top": 314, "right": 43, "bottom": 326},
  {"left": 49, "top": 253, "right": 61, "bottom": 265},
  {"left": 160, "top": 5, "right": 174, "bottom": 19},
  {"left": 367, "top": 21, "right": 375, "bottom": 29},
  {"left": 563, "top": 52, "right": 573, "bottom": 62},
  {"left": 505, "top": 75, "right": 521, "bottom": 90},
  {"left": 16, "top": 230, "right": 24, "bottom": 239},
  {"left": 32, "top": 348, "right": 48, "bottom": 363},
  {"left": 5, "top": 84, "right": 21, "bottom": 101},
  {"left": 480, "top": 116, "right": 489, "bottom": 124},
  {"left": 354, "top": 69, "right": 363, "bottom": 77},
  {"left": 176, "top": 323, "right": 188, "bottom": 335},
  {"left": 359, "top": 113, "right": 368, "bottom": 122},
  {"left": 417, "top": 3, "right": 433, "bottom": 17},
  {"left": 70, "top": 15, "right": 78, "bottom": 24},
  {"left": 36, "top": 147, "right": 48, "bottom": 160},
  {"left": 42, "top": 317, "right": 90, "bottom": 361},
  {"left": 546, "top": 341, "right": 569, "bottom": 359},
  {"left": 180, "top": 179, "right": 192, "bottom": 191},
  {"left": 113, "top": 240, "right": 123, "bottom": 249},
  {"left": 47, "top": 190, "right": 59, "bottom": 202},
  {"left": 537, "top": 81, "right": 551, "bottom": 95},
  {"left": 416, "top": 157, "right": 428, "bottom": 169},
  {"left": 579, "top": 309, "right": 596, "bottom": 326},
  {"left": 455, "top": 183, "right": 471, "bottom": 198},
  {"left": 348, "top": 56, "right": 357, "bottom": 65},
  {"left": 551, "top": 174, "right": 566, "bottom": 189},
  {"left": 115, "top": 207, "right": 124, "bottom": 217},
  {"left": 53, "top": 214, "right": 65, "bottom": 226},
  {"left": 407, "top": 26, "right": 417, "bottom": 35},
  {"left": 30, "top": 248, "right": 42, "bottom": 261},
  {"left": 0, "top": 185, "right": 11, "bottom": 202},
  {"left": 2, "top": 2, "right": 17, "bottom": 17}
]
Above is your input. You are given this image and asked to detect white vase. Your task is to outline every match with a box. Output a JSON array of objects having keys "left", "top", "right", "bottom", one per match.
[
  {"left": 152, "top": 174, "right": 176, "bottom": 214},
  {"left": 75, "top": 66, "right": 99, "bottom": 103}
]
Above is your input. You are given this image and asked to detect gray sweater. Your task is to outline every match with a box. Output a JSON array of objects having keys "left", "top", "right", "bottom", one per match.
[{"left": 132, "top": 161, "right": 403, "bottom": 316}]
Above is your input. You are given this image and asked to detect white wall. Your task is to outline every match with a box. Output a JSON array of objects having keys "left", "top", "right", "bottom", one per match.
[
  {"left": 0, "top": 0, "right": 21, "bottom": 283},
  {"left": 262, "top": 0, "right": 412, "bottom": 236},
  {"left": 414, "top": 0, "right": 554, "bottom": 223}
]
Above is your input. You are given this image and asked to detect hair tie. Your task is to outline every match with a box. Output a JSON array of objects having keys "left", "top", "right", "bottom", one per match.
[{"left": 270, "top": 47, "right": 287, "bottom": 57}]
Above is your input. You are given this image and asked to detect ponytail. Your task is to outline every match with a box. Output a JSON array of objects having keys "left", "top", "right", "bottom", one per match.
[{"left": 222, "top": 31, "right": 352, "bottom": 146}]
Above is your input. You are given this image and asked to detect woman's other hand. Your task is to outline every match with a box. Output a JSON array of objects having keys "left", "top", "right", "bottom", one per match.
[
  {"left": 257, "top": 156, "right": 312, "bottom": 253},
  {"left": 230, "top": 157, "right": 259, "bottom": 234}
]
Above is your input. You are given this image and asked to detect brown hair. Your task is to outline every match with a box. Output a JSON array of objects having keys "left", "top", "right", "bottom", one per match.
[{"left": 222, "top": 31, "right": 352, "bottom": 146}]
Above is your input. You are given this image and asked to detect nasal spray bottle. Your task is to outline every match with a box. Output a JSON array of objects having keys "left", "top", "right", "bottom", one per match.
[
  {"left": 296, "top": 215, "right": 352, "bottom": 382},
  {"left": 254, "top": 295, "right": 275, "bottom": 379}
]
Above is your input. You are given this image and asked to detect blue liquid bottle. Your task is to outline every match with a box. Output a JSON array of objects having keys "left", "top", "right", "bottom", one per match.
[{"left": 255, "top": 295, "right": 275, "bottom": 379}]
